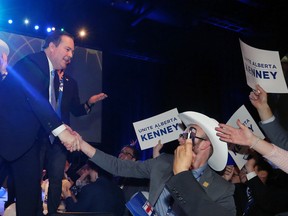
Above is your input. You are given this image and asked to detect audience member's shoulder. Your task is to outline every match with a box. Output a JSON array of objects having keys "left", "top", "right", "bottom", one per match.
[{"left": 209, "top": 167, "right": 235, "bottom": 187}]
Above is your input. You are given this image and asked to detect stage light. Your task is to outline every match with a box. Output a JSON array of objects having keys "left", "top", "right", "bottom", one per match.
[
  {"left": 24, "top": 19, "right": 29, "bottom": 25},
  {"left": 8, "top": 19, "right": 13, "bottom": 24},
  {"left": 51, "top": 27, "right": 55, "bottom": 31},
  {"left": 47, "top": 27, "right": 52, "bottom": 32},
  {"left": 34, "top": 25, "right": 39, "bottom": 30},
  {"left": 61, "top": 28, "right": 64, "bottom": 32},
  {"left": 79, "top": 29, "right": 87, "bottom": 38}
]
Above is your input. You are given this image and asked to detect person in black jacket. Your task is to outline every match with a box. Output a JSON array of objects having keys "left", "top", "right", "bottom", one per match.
[{"left": 0, "top": 30, "right": 80, "bottom": 216}]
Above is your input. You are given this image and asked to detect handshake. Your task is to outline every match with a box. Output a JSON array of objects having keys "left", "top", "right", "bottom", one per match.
[{"left": 58, "top": 125, "right": 82, "bottom": 152}]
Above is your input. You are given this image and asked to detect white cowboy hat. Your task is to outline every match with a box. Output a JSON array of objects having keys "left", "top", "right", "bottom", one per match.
[
  {"left": 178, "top": 111, "right": 228, "bottom": 171},
  {"left": 0, "top": 39, "right": 9, "bottom": 56}
]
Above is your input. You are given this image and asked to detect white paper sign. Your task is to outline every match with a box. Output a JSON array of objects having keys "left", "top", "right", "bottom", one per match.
[
  {"left": 226, "top": 105, "right": 265, "bottom": 170},
  {"left": 133, "top": 108, "right": 183, "bottom": 150},
  {"left": 240, "top": 39, "right": 288, "bottom": 93}
]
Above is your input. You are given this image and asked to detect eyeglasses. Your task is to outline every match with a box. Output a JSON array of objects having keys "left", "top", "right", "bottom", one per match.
[
  {"left": 120, "top": 150, "right": 134, "bottom": 158},
  {"left": 179, "top": 127, "right": 206, "bottom": 145}
]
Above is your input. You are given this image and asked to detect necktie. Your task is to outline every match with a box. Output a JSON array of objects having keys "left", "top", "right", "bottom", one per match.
[
  {"left": 49, "top": 70, "right": 57, "bottom": 143},
  {"left": 243, "top": 186, "right": 254, "bottom": 216},
  {"left": 49, "top": 70, "right": 56, "bottom": 110},
  {"left": 55, "top": 77, "right": 63, "bottom": 118}
]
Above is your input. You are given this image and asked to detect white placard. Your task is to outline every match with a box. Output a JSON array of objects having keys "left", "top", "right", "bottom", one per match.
[
  {"left": 226, "top": 105, "right": 265, "bottom": 170},
  {"left": 240, "top": 39, "right": 288, "bottom": 93},
  {"left": 133, "top": 108, "right": 183, "bottom": 150}
]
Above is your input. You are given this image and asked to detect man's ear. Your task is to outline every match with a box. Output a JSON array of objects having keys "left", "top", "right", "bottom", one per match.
[
  {"left": 49, "top": 42, "right": 56, "bottom": 51},
  {"left": 200, "top": 140, "right": 211, "bottom": 150}
]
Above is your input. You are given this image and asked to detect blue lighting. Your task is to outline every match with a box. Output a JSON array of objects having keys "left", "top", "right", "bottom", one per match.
[
  {"left": 34, "top": 25, "right": 39, "bottom": 30},
  {"left": 24, "top": 19, "right": 29, "bottom": 25},
  {"left": 8, "top": 19, "right": 13, "bottom": 24},
  {"left": 47, "top": 27, "right": 52, "bottom": 32}
]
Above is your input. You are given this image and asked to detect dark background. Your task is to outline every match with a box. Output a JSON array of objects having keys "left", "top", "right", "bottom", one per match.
[{"left": 1, "top": 0, "right": 288, "bottom": 158}]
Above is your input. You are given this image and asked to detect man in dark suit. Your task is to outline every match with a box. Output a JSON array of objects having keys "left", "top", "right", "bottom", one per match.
[
  {"left": 0, "top": 31, "right": 80, "bottom": 216},
  {"left": 41, "top": 67, "right": 107, "bottom": 215},
  {"left": 78, "top": 111, "right": 236, "bottom": 216}
]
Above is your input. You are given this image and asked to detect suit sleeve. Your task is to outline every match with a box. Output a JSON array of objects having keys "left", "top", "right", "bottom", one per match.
[
  {"left": 66, "top": 77, "right": 87, "bottom": 117},
  {"left": 90, "top": 148, "right": 154, "bottom": 179},
  {"left": 166, "top": 171, "right": 235, "bottom": 216},
  {"left": 260, "top": 119, "right": 288, "bottom": 151},
  {"left": 12, "top": 53, "right": 63, "bottom": 133},
  {"left": 247, "top": 176, "right": 288, "bottom": 214}
]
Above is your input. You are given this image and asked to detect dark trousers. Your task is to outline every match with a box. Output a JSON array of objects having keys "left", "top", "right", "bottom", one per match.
[
  {"left": 0, "top": 141, "right": 42, "bottom": 216},
  {"left": 40, "top": 138, "right": 67, "bottom": 214}
]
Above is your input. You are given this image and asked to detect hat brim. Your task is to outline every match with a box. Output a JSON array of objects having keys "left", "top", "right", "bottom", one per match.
[{"left": 179, "top": 111, "right": 228, "bottom": 171}]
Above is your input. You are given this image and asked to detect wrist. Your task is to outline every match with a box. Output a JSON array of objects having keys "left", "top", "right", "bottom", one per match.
[
  {"left": 249, "top": 137, "right": 261, "bottom": 149},
  {"left": 85, "top": 100, "right": 95, "bottom": 110},
  {"left": 257, "top": 104, "right": 273, "bottom": 121}
]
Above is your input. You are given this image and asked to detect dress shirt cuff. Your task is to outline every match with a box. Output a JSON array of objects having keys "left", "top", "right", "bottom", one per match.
[
  {"left": 260, "top": 115, "right": 275, "bottom": 124},
  {"left": 52, "top": 124, "right": 66, "bottom": 137},
  {"left": 246, "top": 171, "right": 257, "bottom": 180}
]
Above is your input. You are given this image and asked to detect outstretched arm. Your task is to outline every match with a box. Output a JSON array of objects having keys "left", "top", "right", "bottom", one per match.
[
  {"left": 215, "top": 119, "right": 272, "bottom": 154},
  {"left": 215, "top": 120, "right": 288, "bottom": 174}
]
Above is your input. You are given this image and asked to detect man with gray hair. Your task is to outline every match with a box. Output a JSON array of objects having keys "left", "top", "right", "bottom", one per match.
[{"left": 0, "top": 39, "right": 9, "bottom": 80}]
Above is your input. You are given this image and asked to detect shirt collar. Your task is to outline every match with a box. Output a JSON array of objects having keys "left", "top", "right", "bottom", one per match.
[
  {"left": 46, "top": 55, "right": 54, "bottom": 73},
  {"left": 192, "top": 163, "right": 208, "bottom": 180}
]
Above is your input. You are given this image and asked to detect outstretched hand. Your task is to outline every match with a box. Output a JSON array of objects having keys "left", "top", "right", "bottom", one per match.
[
  {"left": 249, "top": 84, "right": 268, "bottom": 110},
  {"left": 215, "top": 119, "right": 257, "bottom": 147},
  {"left": 59, "top": 125, "right": 82, "bottom": 152},
  {"left": 153, "top": 140, "right": 163, "bottom": 158},
  {"left": 88, "top": 93, "right": 108, "bottom": 104}
]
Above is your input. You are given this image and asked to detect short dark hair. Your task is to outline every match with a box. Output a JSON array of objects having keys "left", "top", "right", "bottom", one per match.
[{"left": 42, "top": 30, "right": 74, "bottom": 49}]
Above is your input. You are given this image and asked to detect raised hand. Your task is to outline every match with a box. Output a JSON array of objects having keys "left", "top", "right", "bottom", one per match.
[
  {"left": 153, "top": 140, "right": 163, "bottom": 158},
  {"left": 222, "top": 165, "right": 235, "bottom": 181},
  {"left": 173, "top": 138, "right": 195, "bottom": 175},
  {"left": 88, "top": 93, "right": 108, "bottom": 104},
  {"left": 249, "top": 84, "right": 273, "bottom": 121},
  {"left": 215, "top": 119, "right": 257, "bottom": 147}
]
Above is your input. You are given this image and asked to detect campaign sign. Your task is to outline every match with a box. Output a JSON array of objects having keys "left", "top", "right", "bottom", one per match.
[
  {"left": 133, "top": 108, "right": 183, "bottom": 150},
  {"left": 239, "top": 39, "right": 288, "bottom": 93},
  {"left": 126, "top": 192, "right": 158, "bottom": 216},
  {"left": 226, "top": 105, "right": 265, "bottom": 169}
]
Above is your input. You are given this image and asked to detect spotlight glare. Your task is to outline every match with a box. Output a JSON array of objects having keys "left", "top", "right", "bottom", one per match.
[
  {"left": 61, "top": 28, "right": 64, "bottom": 32},
  {"left": 34, "top": 25, "right": 39, "bottom": 30},
  {"left": 8, "top": 19, "right": 13, "bottom": 24},
  {"left": 24, "top": 19, "right": 29, "bottom": 25},
  {"left": 79, "top": 29, "right": 87, "bottom": 38},
  {"left": 47, "top": 27, "right": 52, "bottom": 32},
  {"left": 51, "top": 27, "right": 55, "bottom": 31}
]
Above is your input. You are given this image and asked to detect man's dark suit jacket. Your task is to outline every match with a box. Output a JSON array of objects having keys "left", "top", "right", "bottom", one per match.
[
  {"left": 234, "top": 176, "right": 288, "bottom": 216},
  {"left": 0, "top": 51, "right": 62, "bottom": 161},
  {"left": 64, "top": 177, "right": 125, "bottom": 216},
  {"left": 54, "top": 73, "right": 87, "bottom": 125}
]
